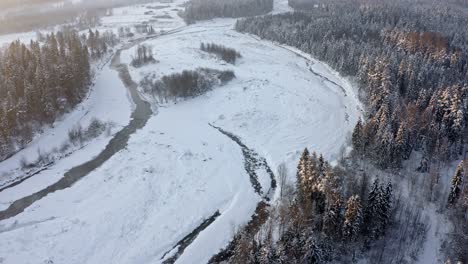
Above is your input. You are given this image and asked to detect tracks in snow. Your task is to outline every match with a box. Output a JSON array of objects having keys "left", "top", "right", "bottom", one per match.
[
  {"left": 246, "top": 34, "right": 350, "bottom": 97},
  {"left": 0, "top": 216, "right": 56, "bottom": 234}
]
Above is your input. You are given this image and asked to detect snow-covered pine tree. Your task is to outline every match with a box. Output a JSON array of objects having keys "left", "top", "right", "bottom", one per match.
[
  {"left": 363, "top": 178, "right": 380, "bottom": 238},
  {"left": 382, "top": 182, "right": 393, "bottom": 232},
  {"left": 306, "top": 153, "right": 326, "bottom": 214},
  {"left": 352, "top": 118, "right": 364, "bottom": 155},
  {"left": 323, "top": 195, "right": 343, "bottom": 239},
  {"left": 258, "top": 242, "right": 276, "bottom": 264},
  {"left": 299, "top": 150, "right": 320, "bottom": 206},
  {"left": 342, "top": 195, "right": 363, "bottom": 241},
  {"left": 394, "top": 122, "right": 407, "bottom": 164},
  {"left": 318, "top": 154, "right": 325, "bottom": 177},
  {"left": 448, "top": 160, "right": 464, "bottom": 206},
  {"left": 296, "top": 148, "right": 310, "bottom": 203},
  {"left": 301, "top": 235, "right": 326, "bottom": 263},
  {"left": 374, "top": 182, "right": 391, "bottom": 237},
  {"left": 231, "top": 231, "right": 256, "bottom": 263},
  {"left": 322, "top": 167, "right": 340, "bottom": 208}
]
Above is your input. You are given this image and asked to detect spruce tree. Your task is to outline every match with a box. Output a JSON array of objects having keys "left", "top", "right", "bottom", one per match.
[
  {"left": 323, "top": 196, "right": 343, "bottom": 239},
  {"left": 343, "top": 195, "right": 363, "bottom": 241},
  {"left": 352, "top": 118, "right": 364, "bottom": 155},
  {"left": 296, "top": 148, "right": 310, "bottom": 203},
  {"left": 363, "top": 178, "right": 379, "bottom": 238},
  {"left": 448, "top": 161, "right": 464, "bottom": 207},
  {"left": 382, "top": 182, "right": 392, "bottom": 232}
]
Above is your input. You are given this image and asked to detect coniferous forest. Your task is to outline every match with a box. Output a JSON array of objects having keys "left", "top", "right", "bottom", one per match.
[
  {"left": 0, "top": 29, "right": 116, "bottom": 162},
  {"left": 181, "top": 0, "right": 274, "bottom": 24}
]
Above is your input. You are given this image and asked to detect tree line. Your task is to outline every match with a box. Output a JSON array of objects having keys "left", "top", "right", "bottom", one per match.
[
  {"left": 0, "top": 29, "right": 117, "bottom": 162},
  {"left": 181, "top": 0, "right": 274, "bottom": 24},
  {"left": 140, "top": 68, "right": 235, "bottom": 103},
  {"left": 201, "top": 43, "right": 242, "bottom": 64}
]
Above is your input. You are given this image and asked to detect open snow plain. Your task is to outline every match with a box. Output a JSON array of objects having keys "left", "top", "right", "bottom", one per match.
[{"left": 0, "top": 3, "right": 362, "bottom": 264}]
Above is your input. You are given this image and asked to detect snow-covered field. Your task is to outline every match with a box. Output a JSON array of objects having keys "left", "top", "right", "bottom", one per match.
[
  {"left": 95, "top": 0, "right": 186, "bottom": 39},
  {"left": 271, "top": 0, "right": 293, "bottom": 13},
  {"left": 101, "top": 2, "right": 184, "bottom": 30},
  {"left": 0, "top": 1, "right": 366, "bottom": 263},
  {"left": 0, "top": 31, "right": 38, "bottom": 47}
]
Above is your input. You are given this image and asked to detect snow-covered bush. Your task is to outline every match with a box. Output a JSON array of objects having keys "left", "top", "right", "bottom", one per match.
[
  {"left": 200, "top": 43, "right": 242, "bottom": 64},
  {"left": 140, "top": 68, "right": 235, "bottom": 103},
  {"left": 131, "top": 45, "right": 156, "bottom": 68}
]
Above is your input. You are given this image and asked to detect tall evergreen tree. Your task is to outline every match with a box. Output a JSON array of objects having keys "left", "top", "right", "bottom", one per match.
[
  {"left": 343, "top": 195, "right": 363, "bottom": 241},
  {"left": 352, "top": 118, "right": 364, "bottom": 155},
  {"left": 448, "top": 161, "right": 464, "bottom": 207},
  {"left": 363, "top": 179, "right": 380, "bottom": 238}
]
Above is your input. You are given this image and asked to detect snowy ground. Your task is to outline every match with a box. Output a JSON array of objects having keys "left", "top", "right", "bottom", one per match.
[
  {"left": 0, "top": 12, "right": 363, "bottom": 263},
  {"left": 271, "top": 0, "right": 293, "bottom": 14},
  {"left": 0, "top": 31, "right": 38, "bottom": 47},
  {"left": 101, "top": 2, "right": 184, "bottom": 29}
]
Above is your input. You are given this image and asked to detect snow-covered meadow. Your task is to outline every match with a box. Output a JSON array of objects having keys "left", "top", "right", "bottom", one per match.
[{"left": 101, "top": 2, "right": 184, "bottom": 29}]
